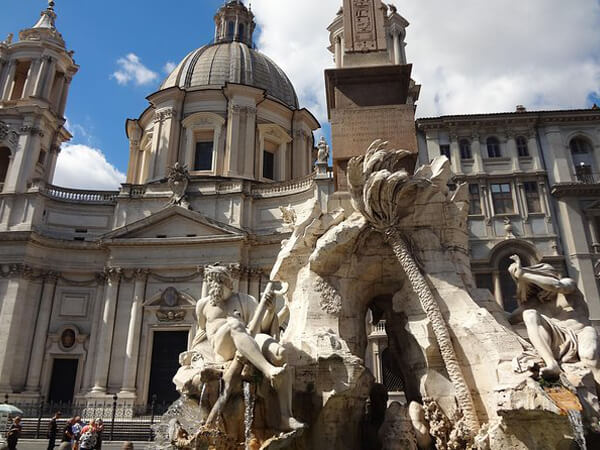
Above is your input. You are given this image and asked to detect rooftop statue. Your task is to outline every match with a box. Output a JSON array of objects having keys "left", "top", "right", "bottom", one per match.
[{"left": 508, "top": 254, "right": 600, "bottom": 383}]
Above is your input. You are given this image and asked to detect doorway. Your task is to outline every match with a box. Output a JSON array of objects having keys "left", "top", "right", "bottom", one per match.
[
  {"left": 48, "top": 359, "right": 78, "bottom": 403},
  {"left": 147, "top": 331, "right": 189, "bottom": 404}
]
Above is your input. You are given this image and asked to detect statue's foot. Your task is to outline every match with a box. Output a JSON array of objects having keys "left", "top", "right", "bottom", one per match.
[
  {"left": 280, "top": 416, "right": 307, "bottom": 432},
  {"left": 540, "top": 362, "right": 561, "bottom": 381}
]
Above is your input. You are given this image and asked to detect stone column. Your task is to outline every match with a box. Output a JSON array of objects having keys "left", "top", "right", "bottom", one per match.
[
  {"left": 586, "top": 214, "right": 600, "bottom": 253},
  {"left": 492, "top": 271, "right": 503, "bottom": 308},
  {"left": 449, "top": 133, "right": 461, "bottom": 174},
  {"left": 1, "top": 60, "right": 16, "bottom": 101},
  {"left": 41, "top": 59, "right": 57, "bottom": 100},
  {"left": 90, "top": 268, "right": 122, "bottom": 394},
  {"left": 393, "top": 32, "right": 401, "bottom": 65},
  {"left": 243, "top": 107, "right": 257, "bottom": 179},
  {"left": 335, "top": 37, "right": 342, "bottom": 68},
  {"left": 120, "top": 270, "right": 148, "bottom": 396},
  {"left": 527, "top": 131, "right": 542, "bottom": 171},
  {"left": 471, "top": 132, "right": 484, "bottom": 174},
  {"left": 0, "top": 59, "right": 8, "bottom": 92},
  {"left": 22, "top": 58, "right": 41, "bottom": 98},
  {"left": 57, "top": 77, "right": 71, "bottom": 117},
  {"left": 0, "top": 267, "right": 31, "bottom": 391},
  {"left": 505, "top": 132, "right": 521, "bottom": 172},
  {"left": 24, "top": 272, "right": 58, "bottom": 393},
  {"left": 226, "top": 104, "right": 242, "bottom": 176}
]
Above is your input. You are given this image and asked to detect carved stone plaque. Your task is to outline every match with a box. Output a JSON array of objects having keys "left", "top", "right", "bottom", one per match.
[
  {"left": 343, "top": 0, "right": 387, "bottom": 52},
  {"left": 330, "top": 105, "right": 418, "bottom": 160}
]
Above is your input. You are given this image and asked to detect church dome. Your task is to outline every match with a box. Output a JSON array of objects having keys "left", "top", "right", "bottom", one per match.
[{"left": 160, "top": 42, "right": 299, "bottom": 109}]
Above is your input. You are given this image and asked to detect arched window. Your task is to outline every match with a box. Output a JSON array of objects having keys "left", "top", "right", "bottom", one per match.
[
  {"left": 516, "top": 136, "right": 529, "bottom": 157},
  {"left": 487, "top": 137, "right": 501, "bottom": 158},
  {"left": 459, "top": 139, "right": 472, "bottom": 159},
  {"left": 227, "top": 21, "right": 235, "bottom": 39},
  {"left": 238, "top": 23, "right": 245, "bottom": 41},
  {"left": 0, "top": 147, "right": 10, "bottom": 191}
]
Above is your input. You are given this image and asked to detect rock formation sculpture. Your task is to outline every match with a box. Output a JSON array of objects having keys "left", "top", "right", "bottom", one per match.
[{"left": 347, "top": 140, "right": 479, "bottom": 433}]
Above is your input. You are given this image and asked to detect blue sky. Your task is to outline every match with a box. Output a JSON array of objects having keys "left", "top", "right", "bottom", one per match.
[
  {"left": 1, "top": 0, "right": 599, "bottom": 189},
  {"left": 2, "top": 0, "right": 231, "bottom": 177}
]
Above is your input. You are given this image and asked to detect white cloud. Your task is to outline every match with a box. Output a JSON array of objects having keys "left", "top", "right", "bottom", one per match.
[
  {"left": 164, "top": 61, "right": 177, "bottom": 74},
  {"left": 247, "top": 0, "right": 600, "bottom": 120},
  {"left": 112, "top": 53, "right": 158, "bottom": 86},
  {"left": 53, "top": 144, "right": 126, "bottom": 190}
]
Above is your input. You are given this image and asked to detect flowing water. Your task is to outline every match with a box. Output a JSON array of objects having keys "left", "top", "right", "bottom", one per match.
[
  {"left": 243, "top": 381, "right": 256, "bottom": 450},
  {"left": 567, "top": 409, "right": 587, "bottom": 450}
]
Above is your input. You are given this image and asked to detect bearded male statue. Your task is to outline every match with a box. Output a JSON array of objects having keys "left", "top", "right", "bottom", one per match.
[
  {"left": 180, "top": 264, "right": 304, "bottom": 431},
  {"left": 507, "top": 255, "right": 600, "bottom": 383}
]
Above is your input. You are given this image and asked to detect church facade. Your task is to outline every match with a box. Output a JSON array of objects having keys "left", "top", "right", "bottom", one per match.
[{"left": 0, "top": 0, "right": 599, "bottom": 410}]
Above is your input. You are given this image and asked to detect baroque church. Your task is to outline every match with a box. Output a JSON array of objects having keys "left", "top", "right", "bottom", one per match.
[{"left": 1, "top": 0, "right": 600, "bottom": 411}]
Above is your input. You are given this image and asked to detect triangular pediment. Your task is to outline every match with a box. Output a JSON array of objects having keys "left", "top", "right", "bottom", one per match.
[{"left": 102, "top": 206, "right": 246, "bottom": 241}]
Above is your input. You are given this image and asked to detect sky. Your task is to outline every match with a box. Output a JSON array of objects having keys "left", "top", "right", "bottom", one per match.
[{"left": 1, "top": 0, "right": 599, "bottom": 190}]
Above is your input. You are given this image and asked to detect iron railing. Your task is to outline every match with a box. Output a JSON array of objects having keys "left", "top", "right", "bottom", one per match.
[{"left": 1, "top": 394, "right": 164, "bottom": 442}]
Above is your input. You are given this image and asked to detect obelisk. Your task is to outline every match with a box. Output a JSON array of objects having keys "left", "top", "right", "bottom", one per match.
[{"left": 325, "top": 0, "right": 421, "bottom": 190}]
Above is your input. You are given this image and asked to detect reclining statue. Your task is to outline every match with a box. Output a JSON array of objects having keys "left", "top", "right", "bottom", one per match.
[
  {"left": 507, "top": 255, "right": 600, "bottom": 383},
  {"left": 176, "top": 264, "right": 304, "bottom": 432}
]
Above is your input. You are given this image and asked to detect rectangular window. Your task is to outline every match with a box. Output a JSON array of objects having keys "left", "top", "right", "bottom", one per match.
[
  {"left": 469, "top": 184, "right": 482, "bottom": 215},
  {"left": 524, "top": 181, "right": 541, "bottom": 213},
  {"left": 194, "top": 141, "right": 213, "bottom": 171},
  {"left": 491, "top": 183, "right": 514, "bottom": 214},
  {"left": 439, "top": 144, "right": 451, "bottom": 161},
  {"left": 263, "top": 150, "right": 275, "bottom": 180}
]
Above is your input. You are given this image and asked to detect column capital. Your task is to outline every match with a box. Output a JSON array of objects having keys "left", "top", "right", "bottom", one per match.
[
  {"left": 44, "top": 270, "right": 60, "bottom": 282},
  {"left": 103, "top": 267, "right": 123, "bottom": 282},
  {"left": 132, "top": 268, "right": 150, "bottom": 281}
]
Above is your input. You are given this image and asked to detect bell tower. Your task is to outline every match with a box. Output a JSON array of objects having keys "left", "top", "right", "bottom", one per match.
[
  {"left": 325, "top": 0, "right": 420, "bottom": 190},
  {"left": 0, "top": 0, "right": 78, "bottom": 193}
]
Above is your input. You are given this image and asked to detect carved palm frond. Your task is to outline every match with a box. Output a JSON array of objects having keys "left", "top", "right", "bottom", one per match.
[{"left": 347, "top": 140, "right": 427, "bottom": 229}]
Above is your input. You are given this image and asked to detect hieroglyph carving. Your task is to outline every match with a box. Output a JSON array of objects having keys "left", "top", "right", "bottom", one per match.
[{"left": 351, "top": 0, "right": 376, "bottom": 50}]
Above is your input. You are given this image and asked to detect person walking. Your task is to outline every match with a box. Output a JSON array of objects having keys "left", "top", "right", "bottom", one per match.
[
  {"left": 47, "top": 411, "right": 61, "bottom": 450},
  {"left": 121, "top": 443, "right": 133, "bottom": 450},
  {"left": 6, "top": 416, "right": 22, "bottom": 450},
  {"left": 57, "top": 417, "right": 75, "bottom": 450},
  {"left": 93, "top": 419, "right": 104, "bottom": 450},
  {"left": 71, "top": 416, "right": 83, "bottom": 450},
  {"left": 77, "top": 420, "right": 97, "bottom": 450}
]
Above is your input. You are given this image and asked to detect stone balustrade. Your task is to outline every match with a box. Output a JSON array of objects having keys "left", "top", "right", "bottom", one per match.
[
  {"left": 251, "top": 172, "right": 317, "bottom": 198},
  {"left": 41, "top": 184, "right": 119, "bottom": 204}
]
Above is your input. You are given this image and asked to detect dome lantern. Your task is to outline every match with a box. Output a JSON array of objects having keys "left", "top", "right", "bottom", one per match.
[{"left": 214, "top": 0, "right": 255, "bottom": 47}]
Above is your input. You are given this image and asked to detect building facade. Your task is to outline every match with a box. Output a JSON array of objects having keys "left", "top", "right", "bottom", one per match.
[
  {"left": 0, "top": 1, "right": 329, "bottom": 409},
  {"left": 1, "top": 0, "right": 599, "bottom": 409}
]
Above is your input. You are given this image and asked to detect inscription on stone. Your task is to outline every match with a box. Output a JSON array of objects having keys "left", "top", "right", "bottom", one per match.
[{"left": 331, "top": 106, "right": 418, "bottom": 159}]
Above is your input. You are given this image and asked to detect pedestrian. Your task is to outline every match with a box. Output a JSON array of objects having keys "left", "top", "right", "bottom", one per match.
[
  {"left": 71, "top": 416, "right": 83, "bottom": 450},
  {"left": 94, "top": 419, "right": 104, "bottom": 450},
  {"left": 77, "top": 420, "right": 97, "bottom": 450},
  {"left": 121, "top": 443, "right": 133, "bottom": 450},
  {"left": 6, "top": 416, "right": 22, "bottom": 450},
  {"left": 47, "top": 411, "right": 61, "bottom": 450},
  {"left": 57, "top": 417, "right": 75, "bottom": 450}
]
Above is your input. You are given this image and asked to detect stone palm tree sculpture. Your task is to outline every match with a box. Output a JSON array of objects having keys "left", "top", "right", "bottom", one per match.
[{"left": 347, "top": 140, "right": 480, "bottom": 434}]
